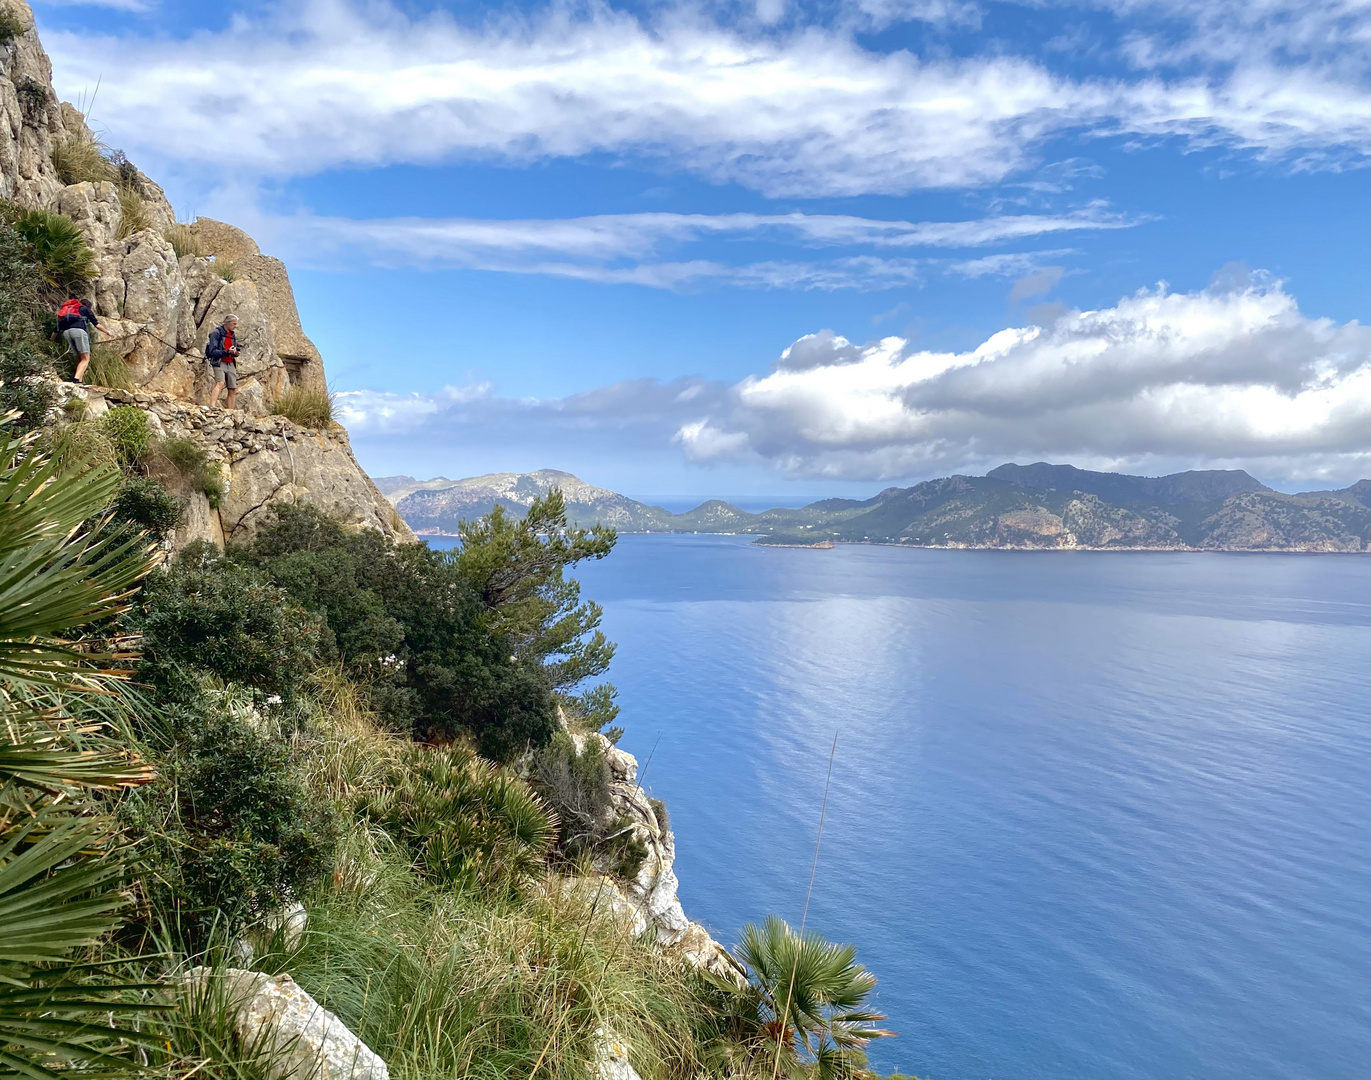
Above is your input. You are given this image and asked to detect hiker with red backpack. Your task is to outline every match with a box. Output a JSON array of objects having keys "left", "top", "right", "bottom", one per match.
[
  {"left": 55, "top": 293, "right": 102, "bottom": 383},
  {"left": 205, "top": 313, "right": 241, "bottom": 409}
]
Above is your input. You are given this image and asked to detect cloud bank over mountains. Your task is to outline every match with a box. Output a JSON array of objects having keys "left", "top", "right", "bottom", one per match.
[
  {"left": 48, "top": 0, "right": 1368, "bottom": 198},
  {"left": 339, "top": 275, "right": 1370, "bottom": 484}
]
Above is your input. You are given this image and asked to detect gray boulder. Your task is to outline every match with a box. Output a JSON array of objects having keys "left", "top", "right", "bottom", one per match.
[{"left": 183, "top": 967, "right": 389, "bottom": 1080}]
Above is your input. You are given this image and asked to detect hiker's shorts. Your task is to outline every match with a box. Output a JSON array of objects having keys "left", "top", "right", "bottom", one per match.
[
  {"left": 61, "top": 327, "right": 90, "bottom": 355},
  {"left": 212, "top": 362, "right": 238, "bottom": 389}
]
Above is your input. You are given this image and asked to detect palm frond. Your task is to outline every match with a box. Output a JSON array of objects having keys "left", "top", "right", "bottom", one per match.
[{"left": 0, "top": 426, "right": 159, "bottom": 693}]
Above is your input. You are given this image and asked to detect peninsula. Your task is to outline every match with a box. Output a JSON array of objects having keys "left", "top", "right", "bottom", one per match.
[{"left": 380, "top": 466, "right": 1370, "bottom": 552}]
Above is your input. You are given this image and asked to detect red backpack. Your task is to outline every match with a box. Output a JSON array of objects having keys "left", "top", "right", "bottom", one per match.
[{"left": 58, "top": 298, "right": 83, "bottom": 319}]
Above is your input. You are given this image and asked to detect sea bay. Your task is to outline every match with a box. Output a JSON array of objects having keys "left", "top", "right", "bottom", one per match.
[{"left": 564, "top": 537, "right": 1371, "bottom": 1079}]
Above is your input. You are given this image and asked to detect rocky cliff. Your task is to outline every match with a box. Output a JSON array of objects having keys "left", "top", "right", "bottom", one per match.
[{"left": 1, "top": 1, "right": 408, "bottom": 547}]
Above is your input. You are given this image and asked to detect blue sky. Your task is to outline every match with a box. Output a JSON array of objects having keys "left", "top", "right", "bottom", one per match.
[{"left": 35, "top": 0, "right": 1370, "bottom": 498}]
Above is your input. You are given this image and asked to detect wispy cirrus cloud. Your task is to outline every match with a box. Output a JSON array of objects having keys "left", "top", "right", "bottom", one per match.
[
  {"left": 46, "top": 0, "right": 1370, "bottom": 198},
  {"left": 231, "top": 201, "right": 1114, "bottom": 289},
  {"left": 257, "top": 203, "right": 1135, "bottom": 263}
]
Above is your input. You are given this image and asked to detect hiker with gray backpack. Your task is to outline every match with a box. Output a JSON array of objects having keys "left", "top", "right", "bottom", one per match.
[{"left": 205, "top": 313, "right": 241, "bottom": 410}]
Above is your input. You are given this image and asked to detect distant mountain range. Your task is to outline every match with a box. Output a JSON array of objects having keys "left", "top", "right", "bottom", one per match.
[{"left": 375, "top": 467, "right": 1371, "bottom": 552}]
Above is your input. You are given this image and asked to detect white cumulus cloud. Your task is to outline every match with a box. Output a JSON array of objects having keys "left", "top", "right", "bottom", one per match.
[
  {"left": 675, "top": 274, "right": 1371, "bottom": 481},
  {"left": 332, "top": 273, "right": 1369, "bottom": 487}
]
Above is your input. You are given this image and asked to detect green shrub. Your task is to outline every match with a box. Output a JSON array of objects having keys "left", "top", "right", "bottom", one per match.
[
  {"left": 84, "top": 341, "right": 134, "bottom": 389},
  {"left": 99, "top": 403, "right": 151, "bottom": 466},
  {"left": 359, "top": 742, "right": 556, "bottom": 894},
  {"left": 120, "top": 692, "right": 338, "bottom": 946},
  {"left": 117, "top": 183, "right": 151, "bottom": 238},
  {"left": 242, "top": 504, "right": 559, "bottom": 760},
  {"left": 530, "top": 731, "right": 611, "bottom": 853},
  {"left": 108, "top": 474, "right": 181, "bottom": 543},
  {"left": 135, "top": 542, "right": 323, "bottom": 703},
  {"left": 271, "top": 386, "right": 333, "bottom": 428},
  {"left": 2, "top": 204, "right": 95, "bottom": 288},
  {"left": 0, "top": 221, "right": 57, "bottom": 429},
  {"left": 528, "top": 731, "right": 649, "bottom": 880},
  {"left": 160, "top": 434, "right": 225, "bottom": 507},
  {"left": 0, "top": 8, "right": 27, "bottom": 44},
  {"left": 51, "top": 130, "right": 113, "bottom": 186},
  {"left": 164, "top": 222, "right": 204, "bottom": 258}
]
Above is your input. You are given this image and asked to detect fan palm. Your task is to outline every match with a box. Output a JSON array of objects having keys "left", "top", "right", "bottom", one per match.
[
  {"left": 737, "top": 915, "right": 894, "bottom": 1079},
  {"left": 0, "top": 416, "right": 161, "bottom": 1076}
]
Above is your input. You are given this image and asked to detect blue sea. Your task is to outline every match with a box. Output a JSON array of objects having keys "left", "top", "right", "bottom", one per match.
[{"left": 439, "top": 534, "right": 1371, "bottom": 1078}]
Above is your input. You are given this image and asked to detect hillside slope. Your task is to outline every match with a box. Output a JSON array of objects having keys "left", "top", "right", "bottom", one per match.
[{"left": 390, "top": 466, "right": 1371, "bottom": 551}]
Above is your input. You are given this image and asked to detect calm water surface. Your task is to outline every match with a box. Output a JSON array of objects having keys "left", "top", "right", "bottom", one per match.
[{"left": 455, "top": 535, "right": 1371, "bottom": 1078}]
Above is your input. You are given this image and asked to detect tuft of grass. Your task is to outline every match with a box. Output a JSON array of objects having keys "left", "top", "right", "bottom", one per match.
[
  {"left": 160, "top": 434, "right": 226, "bottom": 508},
  {"left": 49, "top": 419, "right": 118, "bottom": 471},
  {"left": 84, "top": 342, "right": 134, "bottom": 389},
  {"left": 271, "top": 386, "right": 333, "bottom": 428},
  {"left": 52, "top": 130, "right": 114, "bottom": 186},
  {"left": 213, "top": 258, "right": 237, "bottom": 282},
  {"left": 164, "top": 222, "right": 204, "bottom": 259},
  {"left": 1, "top": 204, "right": 95, "bottom": 288},
  {"left": 117, "top": 184, "right": 152, "bottom": 239}
]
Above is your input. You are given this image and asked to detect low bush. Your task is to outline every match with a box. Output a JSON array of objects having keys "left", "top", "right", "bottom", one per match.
[
  {"left": 134, "top": 542, "right": 323, "bottom": 703},
  {"left": 99, "top": 403, "right": 151, "bottom": 465},
  {"left": 51, "top": 129, "right": 112, "bottom": 186},
  {"left": 108, "top": 473, "right": 182, "bottom": 543},
  {"left": 1, "top": 203, "right": 95, "bottom": 288},
  {"left": 84, "top": 341, "right": 134, "bottom": 389},
  {"left": 529, "top": 731, "right": 649, "bottom": 879},
  {"left": 163, "top": 222, "right": 204, "bottom": 258},
  {"left": 530, "top": 730, "right": 611, "bottom": 853},
  {"left": 160, "top": 434, "right": 226, "bottom": 507},
  {"left": 119, "top": 688, "right": 339, "bottom": 946},
  {"left": 271, "top": 386, "right": 333, "bottom": 427},
  {"left": 649, "top": 796, "right": 671, "bottom": 835}
]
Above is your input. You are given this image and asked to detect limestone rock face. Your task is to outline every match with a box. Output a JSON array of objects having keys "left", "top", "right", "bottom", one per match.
[
  {"left": 568, "top": 732, "right": 748, "bottom": 988},
  {"left": 183, "top": 967, "right": 389, "bottom": 1080},
  {"left": 0, "top": 2, "right": 70, "bottom": 205},
  {"left": 4, "top": 19, "right": 395, "bottom": 553},
  {"left": 61, "top": 384, "right": 414, "bottom": 548},
  {"left": 3, "top": 29, "right": 326, "bottom": 415}
]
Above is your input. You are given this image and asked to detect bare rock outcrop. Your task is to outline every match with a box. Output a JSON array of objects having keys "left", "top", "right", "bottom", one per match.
[
  {"left": 565, "top": 732, "right": 748, "bottom": 989},
  {"left": 61, "top": 383, "right": 413, "bottom": 548},
  {"left": 183, "top": 967, "right": 389, "bottom": 1080},
  {"left": 0, "top": 2, "right": 70, "bottom": 204},
  {"left": 3, "top": 8, "right": 401, "bottom": 552}
]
